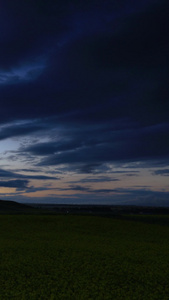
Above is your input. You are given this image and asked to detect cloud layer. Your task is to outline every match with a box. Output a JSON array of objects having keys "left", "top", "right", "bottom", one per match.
[{"left": 0, "top": 0, "right": 168, "bottom": 205}]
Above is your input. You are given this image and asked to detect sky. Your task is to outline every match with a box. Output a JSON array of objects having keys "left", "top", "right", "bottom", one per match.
[{"left": 0, "top": 0, "right": 169, "bottom": 206}]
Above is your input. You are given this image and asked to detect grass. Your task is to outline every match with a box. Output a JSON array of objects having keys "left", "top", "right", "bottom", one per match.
[{"left": 0, "top": 214, "right": 169, "bottom": 299}]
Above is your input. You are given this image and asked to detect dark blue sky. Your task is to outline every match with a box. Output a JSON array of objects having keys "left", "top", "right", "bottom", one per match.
[{"left": 0, "top": 0, "right": 169, "bottom": 206}]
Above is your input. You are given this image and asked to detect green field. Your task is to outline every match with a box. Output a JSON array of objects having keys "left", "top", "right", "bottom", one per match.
[{"left": 0, "top": 214, "right": 169, "bottom": 299}]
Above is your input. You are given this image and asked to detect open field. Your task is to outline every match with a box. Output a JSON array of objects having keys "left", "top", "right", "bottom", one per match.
[{"left": 0, "top": 214, "right": 169, "bottom": 299}]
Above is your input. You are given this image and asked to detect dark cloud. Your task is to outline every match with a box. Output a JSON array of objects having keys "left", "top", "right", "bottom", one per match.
[
  {"left": 23, "top": 139, "right": 83, "bottom": 156},
  {"left": 29, "top": 123, "right": 169, "bottom": 169},
  {"left": 0, "top": 168, "right": 58, "bottom": 180},
  {"left": 0, "top": 0, "right": 168, "bottom": 125},
  {"left": 0, "top": 179, "right": 54, "bottom": 193},
  {"left": 0, "top": 123, "right": 44, "bottom": 140},
  {"left": 76, "top": 163, "right": 106, "bottom": 174},
  {"left": 24, "top": 186, "right": 54, "bottom": 194},
  {"left": 20, "top": 168, "right": 42, "bottom": 173},
  {"left": 69, "top": 176, "right": 120, "bottom": 183},
  {"left": 125, "top": 173, "right": 139, "bottom": 177},
  {"left": 55, "top": 184, "right": 118, "bottom": 193},
  {"left": 66, "top": 185, "right": 90, "bottom": 192},
  {"left": 92, "top": 1, "right": 169, "bottom": 70},
  {"left": 153, "top": 169, "right": 169, "bottom": 176},
  {"left": 0, "top": 0, "right": 168, "bottom": 205},
  {"left": 121, "top": 159, "right": 169, "bottom": 169},
  {"left": 0, "top": 179, "right": 28, "bottom": 189},
  {"left": 0, "top": 0, "right": 70, "bottom": 70}
]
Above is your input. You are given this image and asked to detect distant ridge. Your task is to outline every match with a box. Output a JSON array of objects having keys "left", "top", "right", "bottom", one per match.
[
  {"left": 1, "top": 201, "right": 169, "bottom": 215},
  {"left": 30, "top": 204, "right": 169, "bottom": 215},
  {"left": 0, "top": 200, "right": 35, "bottom": 214}
]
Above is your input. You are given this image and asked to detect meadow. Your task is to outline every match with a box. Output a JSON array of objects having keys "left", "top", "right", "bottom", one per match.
[{"left": 0, "top": 214, "right": 169, "bottom": 299}]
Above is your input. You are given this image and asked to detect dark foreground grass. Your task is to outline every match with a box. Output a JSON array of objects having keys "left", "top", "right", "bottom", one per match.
[{"left": 0, "top": 214, "right": 169, "bottom": 299}]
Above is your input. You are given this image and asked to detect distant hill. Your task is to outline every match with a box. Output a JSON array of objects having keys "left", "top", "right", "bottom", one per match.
[
  {"left": 0, "top": 200, "right": 35, "bottom": 214},
  {"left": 30, "top": 204, "right": 169, "bottom": 215},
  {"left": 1, "top": 201, "right": 169, "bottom": 215}
]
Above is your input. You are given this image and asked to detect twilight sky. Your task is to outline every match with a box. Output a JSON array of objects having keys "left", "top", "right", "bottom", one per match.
[{"left": 0, "top": 0, "right": 169, "bottom": 206}]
